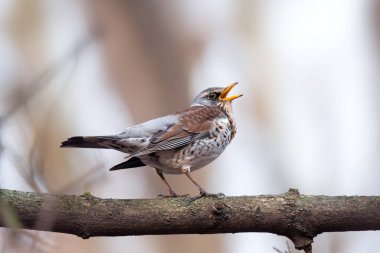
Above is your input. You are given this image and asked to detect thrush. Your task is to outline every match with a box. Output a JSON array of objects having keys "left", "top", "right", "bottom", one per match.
[{"left": 61, "top": 82, "right": 242, "bottom": 197}]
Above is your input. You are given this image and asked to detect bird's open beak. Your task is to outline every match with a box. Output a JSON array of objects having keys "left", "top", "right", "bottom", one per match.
[{"left": 219, "top": 82, "right": 243, "bottom": 101}]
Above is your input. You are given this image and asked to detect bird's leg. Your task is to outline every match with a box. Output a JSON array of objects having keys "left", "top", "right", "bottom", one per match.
[
  {"left": 183, "top": 167, "right": 224, "bottom": 200},
  {"left": 184, "top": 170, "right": 207, "bottom": 196},
  {"left": 155, "top": 169, "right": 177, "bottom": 197}
]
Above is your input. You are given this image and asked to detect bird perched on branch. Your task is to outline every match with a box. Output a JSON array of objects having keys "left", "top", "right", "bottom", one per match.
[{"left": 61, "top": 82, "right": 242, "bottom": 197}]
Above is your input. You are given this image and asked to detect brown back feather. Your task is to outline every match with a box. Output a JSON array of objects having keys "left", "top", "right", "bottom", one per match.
[{"left": 151, "top": 106, "right": 224, "bottom": 143}]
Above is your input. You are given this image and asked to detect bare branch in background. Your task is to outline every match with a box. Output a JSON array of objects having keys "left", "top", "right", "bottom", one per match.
[
  {"left": 1, "top": 30, "right": 100, "bottom": 122},
  {"left": 56, "top": 163, "right": 107, "bottom": 194},
  {"left": 0, "top": 26, "right": 102, "bottom": 155},
  {"left": 0, "top": 29, "right": 101, "bottom": 176},
  {"left": 273, "top": 240, "right": 295, "bottom": 253},
  {"left": 0, "top": 28, "right": 105, "bottom": 252},
  {"left": 0, "top": 188, "right": 379, "bottom": 253}
]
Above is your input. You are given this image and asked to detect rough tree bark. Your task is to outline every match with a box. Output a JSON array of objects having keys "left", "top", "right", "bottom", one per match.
[{"left": 0, "top": 188, "right": 379, "bottom": 253}]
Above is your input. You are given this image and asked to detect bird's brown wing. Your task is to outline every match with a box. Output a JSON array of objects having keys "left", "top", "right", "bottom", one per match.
[{"left": 126, "top": 106, "right": 223, "bottom": 158}]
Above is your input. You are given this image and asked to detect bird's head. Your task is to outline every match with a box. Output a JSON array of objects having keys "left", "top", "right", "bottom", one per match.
[{"left": 191, "top": 82, "right": 242, "bottom": 112}]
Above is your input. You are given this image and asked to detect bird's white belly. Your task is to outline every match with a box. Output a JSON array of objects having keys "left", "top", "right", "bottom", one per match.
[{"left": 141, "top": 144, "right": 220, "bottom": 174}]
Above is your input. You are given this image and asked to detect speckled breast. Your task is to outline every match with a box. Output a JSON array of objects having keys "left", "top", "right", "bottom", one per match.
[{"left": 141, "top": 117, "right": 232, "bottom": 174}]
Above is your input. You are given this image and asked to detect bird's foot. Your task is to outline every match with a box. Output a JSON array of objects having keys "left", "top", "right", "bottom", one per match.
[
  {"left": 158, "top": 191, "right": 177, "bottom": 198},
  {"left": 190, "top": 191, "right": 225, "bottom": 201}
]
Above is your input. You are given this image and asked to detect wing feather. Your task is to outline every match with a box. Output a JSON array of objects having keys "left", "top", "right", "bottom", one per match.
[{"left": 126, "top": 106, "right": 223, "bottom": 158}]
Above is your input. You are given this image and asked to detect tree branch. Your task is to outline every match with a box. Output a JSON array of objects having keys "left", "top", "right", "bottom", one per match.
[{"left": 0, "top": 189, "right": 379, "bottom": 253}]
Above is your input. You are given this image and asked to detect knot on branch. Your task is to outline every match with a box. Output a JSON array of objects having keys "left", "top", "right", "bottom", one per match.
[
  {"left": 72, "top": 192, "right": 99, "bottom": 239},
  {"left": 289, "top": 234, "right": 313, "bottom": 253},
  {"left": 212, "top": 201, "right": 231, "bottom": 218},
  {"left": 282, "top": 189, "right": 315, "bottom": 252},
  {"left": 285, "top": 188, "right": 300, "bottom": 197},
  {"left": 210, "top": 201, "right": 232, "bottom": 227}
]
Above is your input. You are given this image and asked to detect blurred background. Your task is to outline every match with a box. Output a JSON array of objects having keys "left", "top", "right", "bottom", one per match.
[{"left": 0, "top": 0, "right": 379, "bottom": 252}]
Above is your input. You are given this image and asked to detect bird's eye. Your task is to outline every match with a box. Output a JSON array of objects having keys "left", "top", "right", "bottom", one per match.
[{"left": 207, "top": 92, "right": 218, "bottom": 100}]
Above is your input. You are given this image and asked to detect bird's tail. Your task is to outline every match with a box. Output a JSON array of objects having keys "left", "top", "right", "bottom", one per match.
[
  {"left": 109, "top": 157, "right": 145, "bottom": 170},
  {"left": 60, "top": 136, "right": 121, "bottom": 149}
]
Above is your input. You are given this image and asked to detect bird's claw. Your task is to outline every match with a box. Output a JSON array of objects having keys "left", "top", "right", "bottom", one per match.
[
  {"left": 190, "top": 191, "right": 225, "bottom": 201},
  {"left": 157, "top": 191, "right": 177, "bottom": 198}
]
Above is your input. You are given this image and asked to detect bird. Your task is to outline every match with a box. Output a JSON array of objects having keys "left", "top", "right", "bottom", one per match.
[{"left": 61, "top": 82, "right": 242, "bottom": 197}]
